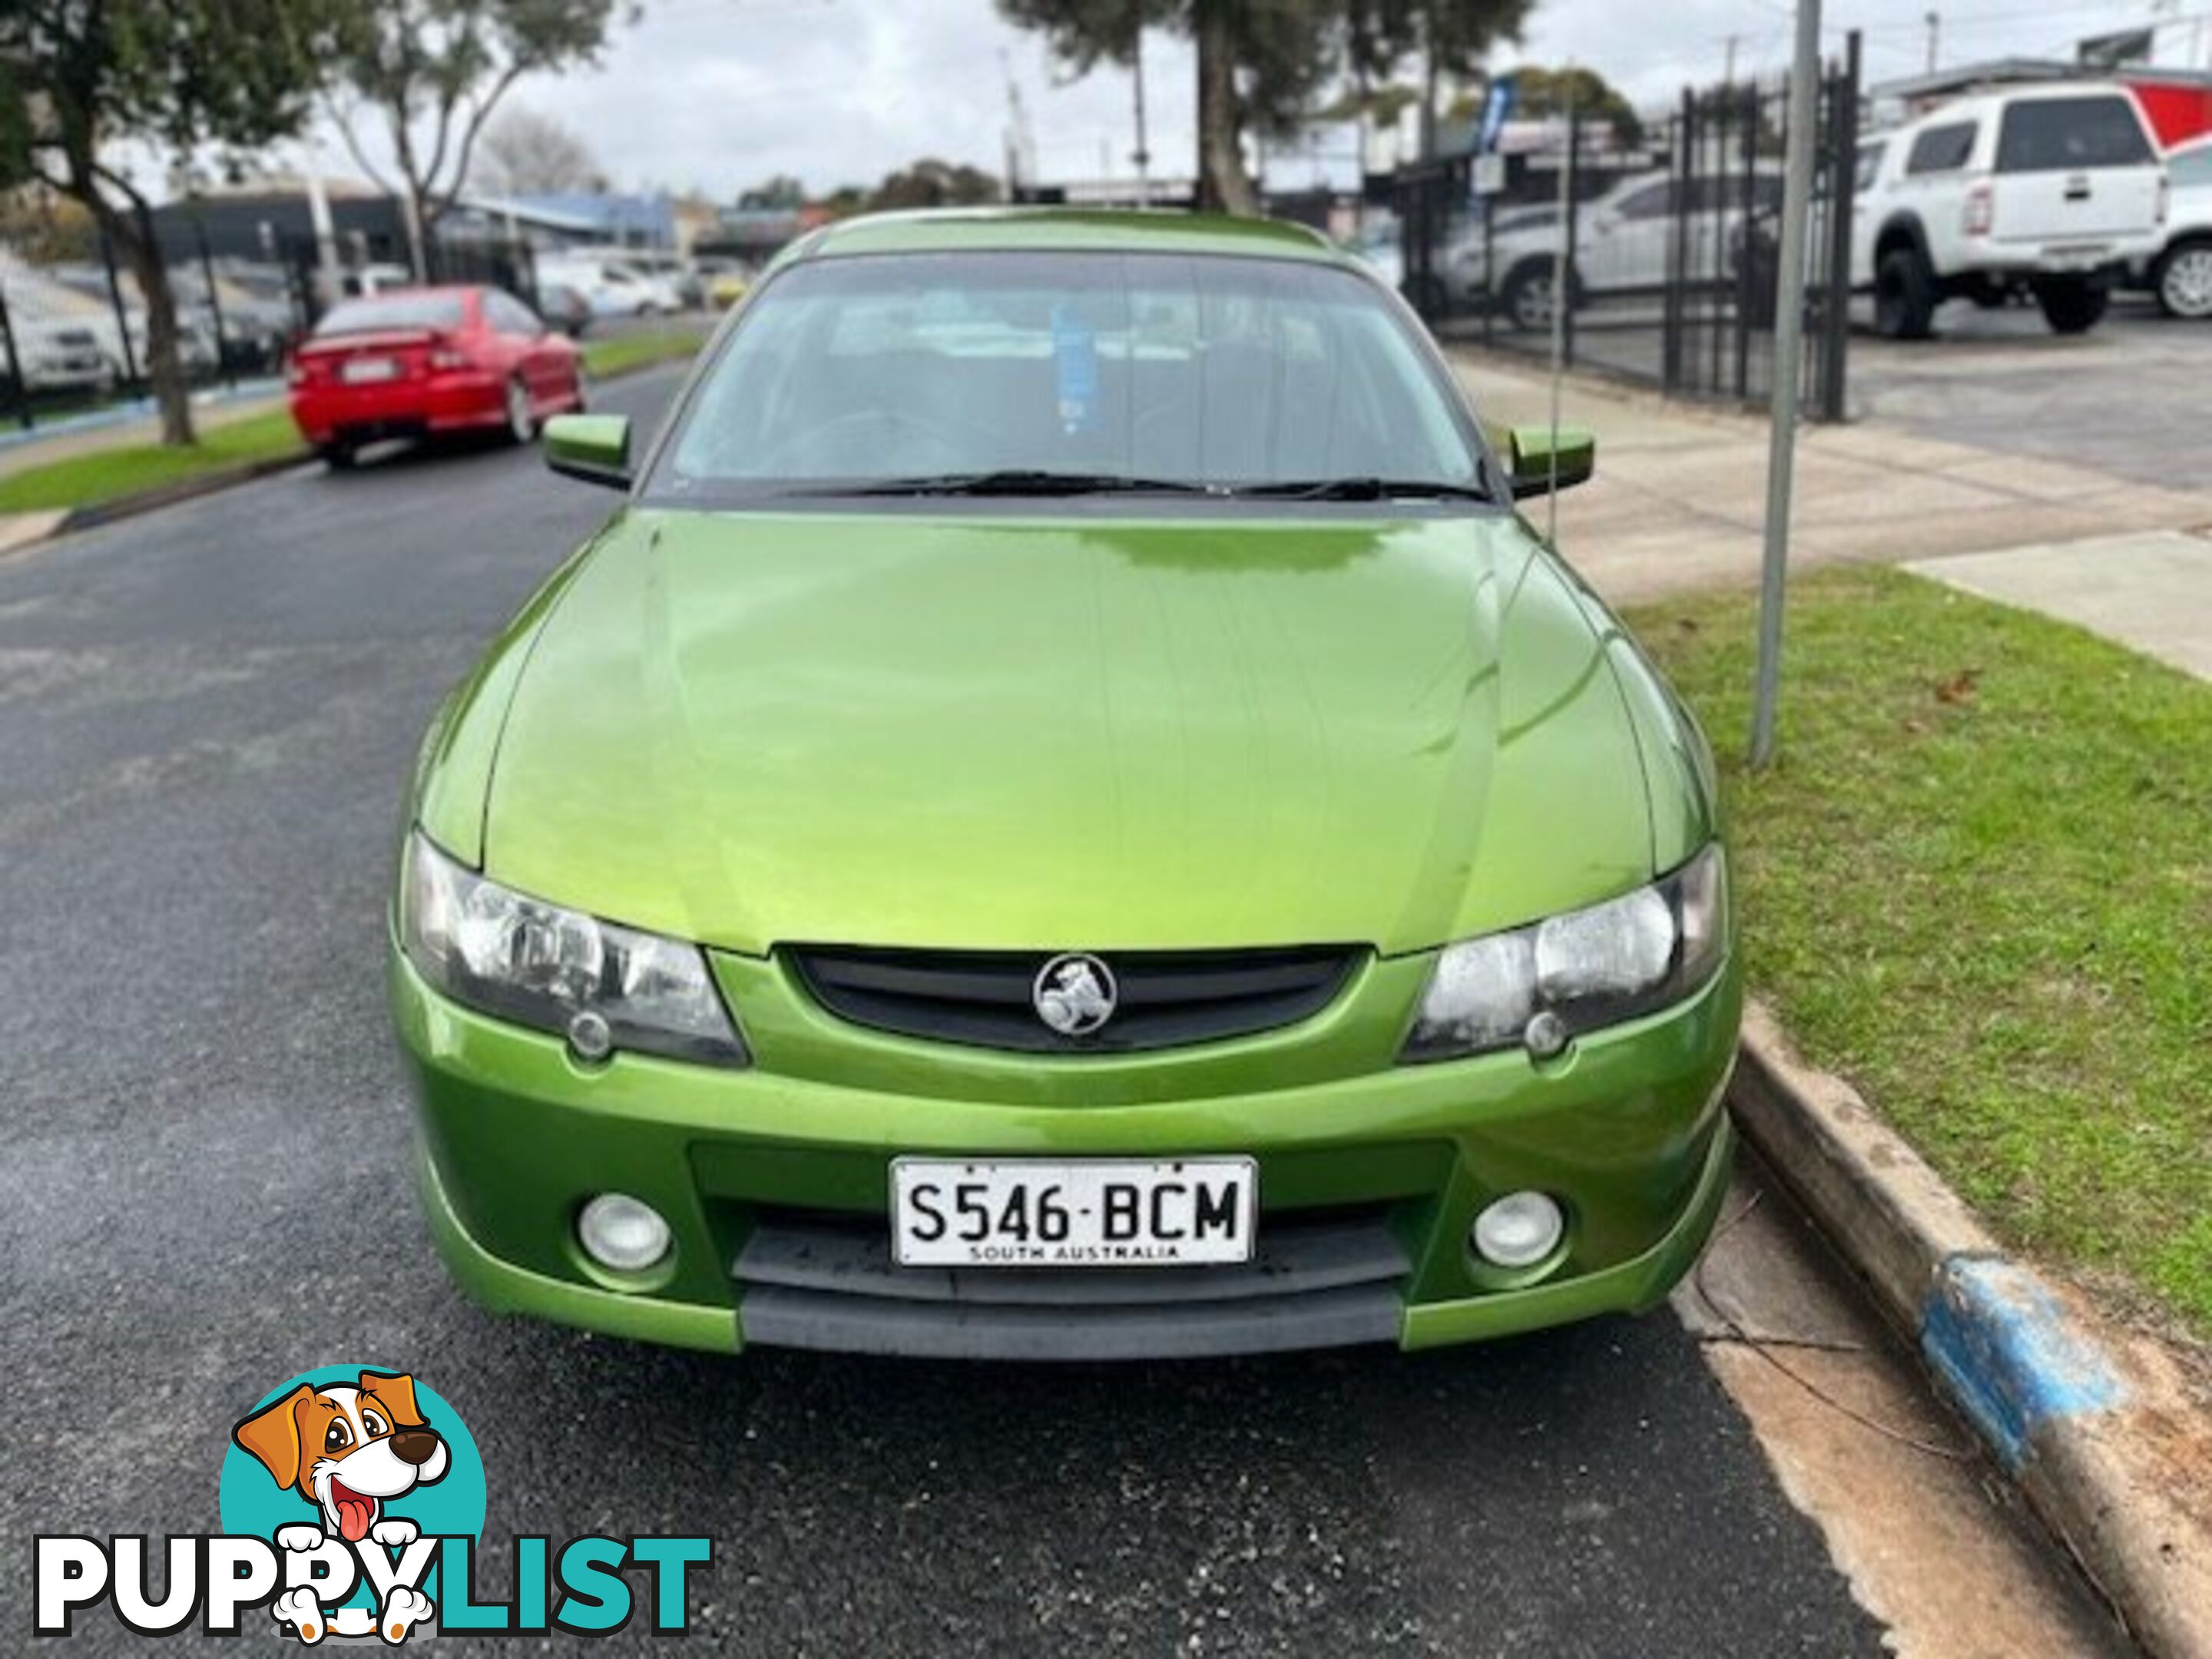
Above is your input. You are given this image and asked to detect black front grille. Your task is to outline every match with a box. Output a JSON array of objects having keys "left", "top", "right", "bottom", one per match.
[{"left": 786, "top": 944, "right": 1361, "bottom": 1054}]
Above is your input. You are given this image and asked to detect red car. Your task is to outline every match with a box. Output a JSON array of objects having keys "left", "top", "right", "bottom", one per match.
[{"left": 287, "top": 285, "right": 586, "bottom": 469}]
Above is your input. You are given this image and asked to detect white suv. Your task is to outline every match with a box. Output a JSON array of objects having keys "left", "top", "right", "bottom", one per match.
[{"left": 1853, "top": 82, "right": 2167, "bottom": 338}]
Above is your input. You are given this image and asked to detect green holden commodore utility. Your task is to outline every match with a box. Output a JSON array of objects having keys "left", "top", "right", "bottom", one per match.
[{"left": 390, "top": 207, "right": 1738, "bottom": 1360}]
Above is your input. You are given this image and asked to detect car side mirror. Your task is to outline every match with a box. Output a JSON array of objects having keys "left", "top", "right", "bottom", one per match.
[
  {"left": 542, "top": 413, "right": 632, "bottom": 491},
  {"left": 1505, "top": 424, "right": 1595, "bottom": 499}
]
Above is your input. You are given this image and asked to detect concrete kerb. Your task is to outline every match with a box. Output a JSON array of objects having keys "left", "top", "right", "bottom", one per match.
[{"left": 1732, "top": 1000, "right": 2212, "bottom": 1658}]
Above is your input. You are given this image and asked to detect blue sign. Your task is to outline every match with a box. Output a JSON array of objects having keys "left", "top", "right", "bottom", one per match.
[{"left": 1478, "top": 76, "right": 1518, "bottom": 154}]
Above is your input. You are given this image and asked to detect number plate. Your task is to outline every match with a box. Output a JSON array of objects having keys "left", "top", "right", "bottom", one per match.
[
  {"left": 891, "top": 1157, "right": 1258, "bottom": 1268},
  {"left": 340, "top": 356, "right": 399, "bottom": 383}
]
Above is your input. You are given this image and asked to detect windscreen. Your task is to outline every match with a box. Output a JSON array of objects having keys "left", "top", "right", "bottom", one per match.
[
  {"left": 654, "top": 250, "right": 1480, "bottom": 496},
  {"left": 314, "top": 294, "right": 469, "bottom": 335},
  {"left": 1995, "top": 97, "right": 2153, "bottom": 173}
]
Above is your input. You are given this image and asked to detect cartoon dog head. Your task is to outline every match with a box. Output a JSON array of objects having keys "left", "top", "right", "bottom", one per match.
[{"left": 233, "top": 1372, "right": 449, "bottom": 1543}]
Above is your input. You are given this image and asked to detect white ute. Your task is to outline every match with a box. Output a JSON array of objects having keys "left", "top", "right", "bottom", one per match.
[{"left": 1853, "top": 82, "right": 2167, "bottom": 338}]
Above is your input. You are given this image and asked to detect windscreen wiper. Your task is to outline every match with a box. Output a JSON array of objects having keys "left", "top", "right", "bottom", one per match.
[
  {"left": 832, "top": 470, "right": 1219, "bottom": 498},
  {"left": 1230, "top": 477, "right": 1494, "bottom": 502}
]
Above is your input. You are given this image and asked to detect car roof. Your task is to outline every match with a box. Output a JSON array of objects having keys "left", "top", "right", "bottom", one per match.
[
  {"left": 777, "top": 207, "right": 1349, "bottom": 270},
  {"left": 339, "top": 283, "right": 478, "bottom": 299},
  {"left": 1907, "top": 79, "right": 2142, "bottom": 123}
]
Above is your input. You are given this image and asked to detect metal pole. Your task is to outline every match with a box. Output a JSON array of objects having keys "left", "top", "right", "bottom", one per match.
[
  {"left": 1546, "top": 75, "right": 1575, "bottom": 549},
  {"left": 1131, "top": 25, "right": 1152, "bottom": 208},
  {"left": 1734, "top": 84, "right": 1756, "bottom": 401},
  {"left": 1561, "top": 98, "right": 1581, "bottom": 368},
  {"left": 0, "top": 280, "right": 28, "bottom": 430},
  {"left": 1750, "top": 0, "right": 1823, "bottom": 769},
  {"left": 1482, "top": 192, "right": 1495, "bottom": 346},
  {"left": 99, "top": 229, "right": 141, "bottom": 389},
  {"left": 194, "top": 209, "right": 233, "bottom": 391},
  {"left": 1820, "top": 31, "right": 1863, "bottom": 422},
  {"left": 303, "top": 147, "right": 339, "bottom": 313},
  {"left": 1664, "top": 88, "right": 1690, "bottom": 392}
]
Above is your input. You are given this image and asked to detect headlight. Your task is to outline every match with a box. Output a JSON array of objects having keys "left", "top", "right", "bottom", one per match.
[
  {"left": 399, "top": 831, "right": 748, "bottom": 1067},
  {"left": 1402, "top": 845, "right": 1727, "bottom": 1063}
]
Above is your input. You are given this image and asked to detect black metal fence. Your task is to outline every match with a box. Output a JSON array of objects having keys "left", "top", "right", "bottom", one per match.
[
  {"left": 1399, "top": 37, "right": 1861, "bottom": 419},
  {"left": 0, "top": 219, "right": 541, "bottom": 433}
]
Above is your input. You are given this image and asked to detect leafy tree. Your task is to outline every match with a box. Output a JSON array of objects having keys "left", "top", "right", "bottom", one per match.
[
  {"left": 0, "top": 184, "right": 97, "bottom": 263},
  {"left": 0, "top": 0, "right": 347, "bottom": 444},
  {"left": 737, "top": 173, "right": 807, "bottom": 211},
  {"left": 474, "top": 104, "right": 606, "bottom": 195},
  {"left": 998, "top": 0, "right": 1338, "bottom": 215},
  {"left": 328, "top": 0, "right": 636, "bottom": 278},
  {"left": 1472, "top": 63, "right": 1643, "bottom": 150},
  {"left": 1343, "top": 1, "right": 1533, "bottom": 157},
  {"left": 869, "top": 159, "right": 1003, "bottom": 211},
  {"left": 998, "top": 2, "right": 1529, "bottom": 210}
]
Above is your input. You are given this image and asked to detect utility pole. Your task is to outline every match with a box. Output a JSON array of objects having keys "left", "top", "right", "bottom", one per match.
[
  {"left": 1750, "top": 0, "right": 1823, "bottom": 769},
  {"left": 1000, "top": 51, "right": 1034, "bottom": 200},
  {"left": 1131, "top": 22, "right": 1152, "bottom": 207},
  {"left": 1723, "top": 34, "right": 1739, "bottom": 87},
  {"left": 301, "top": 143, "right": 339, "bottom": 316},
  {"left": 1924, "top": 8, "right": 1940, "bottom": 73}
]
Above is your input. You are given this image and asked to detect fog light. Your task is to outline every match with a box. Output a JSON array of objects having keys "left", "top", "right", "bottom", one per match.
[
  {"left": 567, "top": 1008, "right": 613, "bottom": 1062},
  {"left": 578, "top": 1193, "right": 671, "bottom": 1272},
  {"left": 1471, "top": 1190, "right": 1565, "bottom": 1269},
  {"left": 1523, "top": 1010, "right": 1569, "bottom": 1060}
]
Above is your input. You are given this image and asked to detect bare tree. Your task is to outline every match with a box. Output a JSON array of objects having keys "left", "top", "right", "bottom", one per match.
[
  {"left": 474, "top": 104, "right": 606, "bottom": 196},
  {"left": 329, "top": 0, "right": 634, "bottom": 278}
]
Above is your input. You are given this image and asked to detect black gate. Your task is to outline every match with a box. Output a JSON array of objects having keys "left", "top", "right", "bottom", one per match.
[{"left": 1399, "top": 35, "right": 1861, "bottom": 420}]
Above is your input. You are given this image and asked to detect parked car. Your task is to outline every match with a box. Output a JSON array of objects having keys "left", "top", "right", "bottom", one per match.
[
  {"left": 1449, "top": 174, "right": 1781, "bottom": 331},
  {"left": 606, "top": 259, "right": 687, "bottom": 314},
  {"left": 28, "top": 263, "right": 223, "bottom": 382},
  {"left": 389, "top": 209, "right": 1739, "bottom": 1362},
  {"left": 1851, "top": 83, "right": 2167, "bottom": 337},
  {"left": 5, "top": 320, "right": 114, "bottom": 396},
  {"left": 695, "top": 257, "right": 753, "bottom": 310},
  {"left": 286, "top": 284, "right": 585, "bottom": 468},
  {"left": 707, "top": 268, "right": 752, "bottom": 309},
  {"left": 614, "top": 249, "right": 703, "bottom": 309},
  {"left": 340, "top": 263, "right": 419, "bottom": 300},
  {"left": 538, "top": 256, "right": 683, "bottom": 319},
  {"left": 2127, "top": 132, "right": 2212, "bottom": 318},
  {"left": 537, "top": 280, "right": 594, "bottom": 338}
]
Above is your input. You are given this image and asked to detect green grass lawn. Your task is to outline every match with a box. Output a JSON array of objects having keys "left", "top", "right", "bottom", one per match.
[
  {"left": 1628, "top": 565, "right": 2211, "bottom": 1339},
  {"left": 581, "top": 329, "right": 704, "bottom": 381},
  {"left": 0, "top": 409, "right": 306, "bottom": 515}
]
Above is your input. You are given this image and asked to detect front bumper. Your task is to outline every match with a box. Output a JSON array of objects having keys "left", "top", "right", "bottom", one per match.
[{"left": 392, "top": 943, "right": 1740, "bottom": 1359}]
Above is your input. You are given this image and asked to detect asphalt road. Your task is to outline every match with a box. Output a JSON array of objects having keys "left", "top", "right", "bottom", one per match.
[
  {"left": 0, "top": 366, "right": 1886, "bottom": 1655},
  {"left": 1846, "top": 293, "right": 2212, "bottom": 488}
]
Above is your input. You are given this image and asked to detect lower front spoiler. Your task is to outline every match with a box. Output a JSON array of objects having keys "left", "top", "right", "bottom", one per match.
[{"left": 417, "top": 1116, "right": 1735, "bottom": 1362}]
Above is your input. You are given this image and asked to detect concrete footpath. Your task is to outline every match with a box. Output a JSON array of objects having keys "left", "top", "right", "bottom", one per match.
[
  {"left": 1448, "top": 348, "right": 2212, "bottom": 607},
  {"left": 1910, "top": 531, "right": 2212, "bottom": 681}
]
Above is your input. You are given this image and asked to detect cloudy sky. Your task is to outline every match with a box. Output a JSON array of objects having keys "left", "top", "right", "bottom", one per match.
[{"left": 306, "top": 0, "right": 2189, "bottom": 201}]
